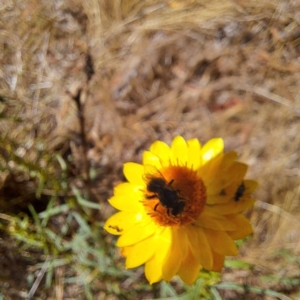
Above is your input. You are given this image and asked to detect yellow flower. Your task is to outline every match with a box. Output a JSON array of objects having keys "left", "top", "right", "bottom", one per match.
[{"left": 104, "top": 136, "right": 257, "bottom": 284}]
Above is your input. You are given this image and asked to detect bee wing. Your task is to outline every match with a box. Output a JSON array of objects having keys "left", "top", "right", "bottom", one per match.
[{"left": 143, "top": 164, "right": 163, "bottom": 182}]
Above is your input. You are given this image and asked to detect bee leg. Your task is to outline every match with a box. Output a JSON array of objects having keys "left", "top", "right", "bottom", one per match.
[
  {"left": 166, "top": 208, "right": 173, "bottom": 216},
  {"left": 154, "top": 203, "right": 159, "bottom": 211},
  {"left": 146, "top": 194, "right": 157, "bottom": 200}
]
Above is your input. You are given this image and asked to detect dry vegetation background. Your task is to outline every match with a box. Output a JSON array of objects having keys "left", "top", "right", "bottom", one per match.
[{"left": 1, "top": 0, "right": 300, "bottom": 299}]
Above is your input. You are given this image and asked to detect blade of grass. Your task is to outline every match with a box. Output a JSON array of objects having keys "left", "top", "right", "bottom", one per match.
[
  {"left": 216, "top": 282, "right": 292, "bottom": 300},
  {"left": 73, "top": 187, "right": 101, "bottom": 210}
]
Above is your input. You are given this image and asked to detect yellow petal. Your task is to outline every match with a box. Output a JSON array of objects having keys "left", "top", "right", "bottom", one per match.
[
  {"left": 121, "top": 245, "right": 132, "bottom": 257},
  {"left": 206, "top": 162, "right": 248, "bottom": 195},
  {"left": 108, "top": 194, "right": 144, "bottom": 212},
  {"left": 219, "top": 151, "right": 238, "bottom": 170},
  {"left": 224, "top": 161, "right": 248, "bottom": 183},
  {"left": 104, "top": 211, "right": 143, "bottom": 235},
  {"left": 226, "top": 214, "right": 253, "bottom": 239},
  {"left": 194, "top": 211, "right": 237, "bottom": 231},
  {"left": 198, "top": 153, "right": 224, "bottom": 184},
  {"left": 207, "top": 181, "right": 239, "bottom": 204},
  {"left": 187, "top": 138, "right": 202, "bottom": 170},
  {"left": 199, "top": 151, "right": 237, "bottom": 186},
  {"left": 145, "top": 256, "right": 163, "bottom": 284},
  {"left": 144, "top": 228, "right": 172, "bottom": 284},
  {"left": 143, "top": 151, "right": 162, "bottom": 169},
  {"left": 116, "top": 220, "right": 157, "bottom": 247},
  {"left": 177, "top": 249, "right": 201, "bottom": 285},
  {"left": 123, "top": 163, "right": 145, "bottom": 184},
  {"left": 201, "top": 138, "right": 224, "bottom": 165},
  {"left": 206, "top": 194, "right": 230, "bottom": 205},
  {"left": 170, "top": 136, "right": 188, "bottom": 166},
  {"left": 125, "top": 227, "right": 171, "bottom": 269},
  {"left": 244, "top": 179, "right": 258, "bottom": 193},
  {"left": 204, "top": 229, "right": 238, "bottom": 256},
  {"left": 162, "top": 227, "right": 188, "bottom": 281},
  {"left": 125, "top": 235, "right": 157, "bottom": 268},
  {"left": 211, "top": 251, "right": 225, "bottom": 272},
  {"left": 149, "top": 140, "right": 171, "bottom": 166},
  {"left": 186, "top": 225, "right": 213, "bottom": 270},
  {"left": 114, "top": 182, "right": 144, "bottom": 196},
  {"left": 205, "top": 197, "right": 255, "bottom": 215}
]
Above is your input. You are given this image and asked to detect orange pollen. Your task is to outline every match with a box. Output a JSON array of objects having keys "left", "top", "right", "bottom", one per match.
[{"left": 143, "top": 165, "right": 207, "bottom": 227}]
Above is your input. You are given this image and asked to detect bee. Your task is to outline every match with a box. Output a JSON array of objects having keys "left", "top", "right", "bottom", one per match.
[
  {"left": 146, "top": 177, "right": 185, "bottom": 216},
  {"left": 234, "top": 182, "right": 246, "bottom": 201}
]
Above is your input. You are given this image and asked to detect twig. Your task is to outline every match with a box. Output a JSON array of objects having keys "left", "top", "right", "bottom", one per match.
[
  {"left": 70, "top": 88, "right": 91, "bottom": 190},
  {"left": 68, "top": 51, "right": 95, "bottom": 198}
]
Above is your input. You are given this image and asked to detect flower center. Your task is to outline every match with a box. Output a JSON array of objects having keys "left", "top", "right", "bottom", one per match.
[{"left": 143, "top": 166, "right": 206, "bottom": 226}]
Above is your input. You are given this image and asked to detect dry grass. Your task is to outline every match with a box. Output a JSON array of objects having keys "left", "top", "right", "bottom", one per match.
[{"left": 1, "top": 0, "right": 300, "bottom": 298}]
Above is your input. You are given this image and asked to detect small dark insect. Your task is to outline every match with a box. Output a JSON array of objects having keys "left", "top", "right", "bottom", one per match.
[
  {"left": 234, "top": 182, "right": 246, "bottom": 201},
  {"left": 146, "top": 177, "right": 185, "bottom": 216},
  {"left": 108, "top": 225, "right": 123, "bottom": 233}
]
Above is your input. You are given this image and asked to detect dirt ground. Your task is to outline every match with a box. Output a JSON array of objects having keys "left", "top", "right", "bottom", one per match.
[{"left": 1, "top": 0, "right": 300, "bottom": 299}]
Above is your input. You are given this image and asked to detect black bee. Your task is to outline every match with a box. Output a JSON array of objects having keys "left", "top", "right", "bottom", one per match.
[
  {"left": 234, "top": 182, "right": 246, "bottom": 201},
  {"left": 146, "top": 177, "right": 185, "bottom": 216}
]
